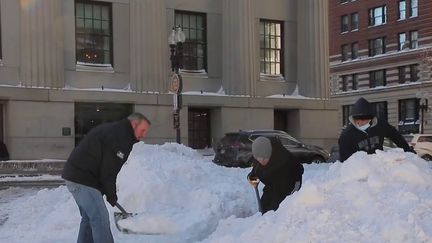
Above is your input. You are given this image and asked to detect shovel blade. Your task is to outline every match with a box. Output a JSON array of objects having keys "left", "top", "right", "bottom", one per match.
[{"left": 113, "top": 212, "right": 165, "bottom": 235}]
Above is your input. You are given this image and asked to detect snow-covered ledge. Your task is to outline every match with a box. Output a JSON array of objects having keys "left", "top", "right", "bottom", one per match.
[
  {"left": 0, "top": 59, "right": 3, "bottom": 67},
  {"left": 180, "top": 69, "right": 208, "bottom": 78},
  {"left": 76, "top": 62, "right": 115, "bottom": 73},
  {"left": 259, "top": 73, "right": 285, "bottom": 82}
]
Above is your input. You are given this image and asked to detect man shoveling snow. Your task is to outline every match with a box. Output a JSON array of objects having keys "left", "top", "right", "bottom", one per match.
[
  {"left": 247, "top": 136, "right": 304, "bottom": 214},
  {"left": 62, "top": 113, "right": 151, "bottom": 243}
]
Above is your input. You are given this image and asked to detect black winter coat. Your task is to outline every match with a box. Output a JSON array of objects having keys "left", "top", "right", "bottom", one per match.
[
  {"left": 62, "top": 119, "right": 138, "bottom": 206},
  {"left": 248, "top": 137, "right": 304, "bottom": 213},
  {"left": 338, "top": 118, "right": 412, "bottom": 162}
]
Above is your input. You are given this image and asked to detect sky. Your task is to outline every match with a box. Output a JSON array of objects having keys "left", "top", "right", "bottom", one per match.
[{"left": 0, "top": 143, "right": 431, "bottom": 243}]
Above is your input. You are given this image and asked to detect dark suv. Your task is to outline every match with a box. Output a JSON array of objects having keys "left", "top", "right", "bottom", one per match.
[{"left": 213, "top": 130, "right": 330, "bottom": 167}]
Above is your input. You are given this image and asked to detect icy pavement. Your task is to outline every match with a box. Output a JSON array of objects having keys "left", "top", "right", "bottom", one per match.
[{"left": 0, "top": 143, "right": 431, "bottom": 243}]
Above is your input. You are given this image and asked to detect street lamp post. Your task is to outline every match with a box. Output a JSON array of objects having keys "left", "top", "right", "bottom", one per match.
[
  {"left": 419, "top": 98, "right": 429, "bottom": 134},
  {"left": 169, "top": 26, "right": 186, "bottom": 144}
]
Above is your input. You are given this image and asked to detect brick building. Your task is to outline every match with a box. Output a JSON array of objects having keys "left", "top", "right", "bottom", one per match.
[{"left": 329, "top": 0, "right": 432, "bottom": 134}]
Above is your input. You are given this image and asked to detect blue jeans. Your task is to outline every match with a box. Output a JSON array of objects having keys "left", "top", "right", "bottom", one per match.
[{"left": 65, "top": 180, "right": 114, "bottom": 243}]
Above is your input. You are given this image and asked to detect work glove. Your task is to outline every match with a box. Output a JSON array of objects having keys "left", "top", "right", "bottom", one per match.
[
  {"left": 107, "top": 195, "right": 118, "bottom": 207},
  {"left": 247, "top": 175, "right": 260, "bottom": 187}
]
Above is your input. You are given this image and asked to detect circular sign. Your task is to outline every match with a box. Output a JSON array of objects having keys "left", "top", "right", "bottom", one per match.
[{"left": 171, "top": 74, "right": 183, "bottom": 94}]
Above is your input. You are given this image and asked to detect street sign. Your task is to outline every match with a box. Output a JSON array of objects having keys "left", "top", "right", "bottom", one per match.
[
  {"left": 173, "top": 112, "right": 180, "bottom": 129},
  {"left": 173, "top": 94, "right": 178, "bottom": 110},
  {"left": 170, "top": 73, "right": 183, "bottom": 94},
  {"left": 173, "top": 93, "right": 182, "bottom": 110}
]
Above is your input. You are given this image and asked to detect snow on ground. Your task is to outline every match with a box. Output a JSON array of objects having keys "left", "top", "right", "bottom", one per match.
[{"left": 0, "top": 144, "right": 431, "bottom": 243}]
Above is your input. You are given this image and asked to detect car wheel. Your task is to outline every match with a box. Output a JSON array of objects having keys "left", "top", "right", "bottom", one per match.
[
  {"left": 421, "top": 154, "right": 432, "bottom": 161},
  {"left": 310, "top": 156, "right": 325, "bottom": 164}
]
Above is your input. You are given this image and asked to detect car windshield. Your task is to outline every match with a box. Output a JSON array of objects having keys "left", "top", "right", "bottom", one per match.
[
  {"left": 220, "top": 134, "right": 240, "bottom": 145},
  {"left": 248, "top": 132, "right": 301, "bottom": 144}
]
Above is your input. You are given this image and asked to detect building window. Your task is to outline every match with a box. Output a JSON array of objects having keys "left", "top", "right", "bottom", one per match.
[
  {"left": 341, "top": 44, "right": 349, "bottom": 61},
  {"left": 410, "top": 0, "right": 418, "bottom": 17},
  {"left": 260, "top": 20, "right": 283, "bottom": 76},
  {"left": 399, "top": 1, "right": 406, "bottom": 20},
  {"left": 342, "top": 75, "right": 348, "bottom": 91},
  {"left": 410, "top": 64, "right": 419, "bottom": 82},
  {"left": 370, "top": 69, "right": 386, "bottom": 88},
  {"left": 352, "top": 74, "right": 358, "bottom": 90},
  {"left": 410, "top": 30, "right": 418, "bottom": 49},
  {"left": 398, "top": 66, "right": 406, "bottom": 84},
  {"left": 398, "top": 98, "right": 419, "bottom": 134},
  {"left": 341, "top": 15, "right": 349, "bottom": 33},
  {"left": 175, "top": 11, "right": 207, "bottom": 72},
  {"left": 342, "top": 105, "right": 354, "bottom": 126},
  {"left": 351, "top": 13, "right": 359, "bottom": 31},
  {"left": 369, "top": 5, "right": 386, "bottom": 26},
  {"left": 74, "top": 103, "right": 133, "bottom": 145},
  {"left": 188, "top": 108, "right": 211, "bottom": 149},
  {"left": 372, "top": 102, "right": 388, "bottom": 121},
  {"left": 75, "top": 1, "right": 113, "bottom": 66},
  {"left": 398, "top": 33, "right": 407, "bottom": 51},
  {"left": 351, "top": 42, "right": 359, "bottom": 59},
  {"left": 369, "top": 37, "right": 385, "bottom": 56}
]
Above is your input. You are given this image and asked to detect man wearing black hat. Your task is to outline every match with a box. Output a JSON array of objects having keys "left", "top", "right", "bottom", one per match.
[
  {"left": 338, "top": 97, "right": 413, "bottom": 162},
  {"left": 247, "top": 136, "right": 304, "bottom": 214}
]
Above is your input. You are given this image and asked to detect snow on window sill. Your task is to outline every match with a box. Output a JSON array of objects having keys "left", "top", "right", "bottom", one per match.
[
  {"left": 341, "top": 31, "right": 349, "bottom": 34},
  {"left": 76, "top": 62, "right": 115, "bottom": 73},
  {"left": 351, "top": 29, "right": 359, "bottom": 32},
  {"left": 179, "top": 69, "right": 208, "bottom": 78},
  {"left": 260, "top": 74, "right": 285, "bottom": 82},
  {"left": 368, "top": 23, "right": 386, "bottom": 28},
  {"left": 0, "top": 59, "right": 3, "bottom": 66}
]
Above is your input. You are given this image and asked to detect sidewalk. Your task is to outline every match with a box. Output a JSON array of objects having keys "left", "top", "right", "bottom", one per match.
[{"left": 0, "top": 160, "right": 66, "bottom": 189}]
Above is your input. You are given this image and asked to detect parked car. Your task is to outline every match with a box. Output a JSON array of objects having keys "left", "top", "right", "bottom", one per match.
[
  {"left": 404, "top": 134, "right": 432, "bottom": 161},
  {"left": 213, "top": 130, "right": 330, "bottom": 167}
]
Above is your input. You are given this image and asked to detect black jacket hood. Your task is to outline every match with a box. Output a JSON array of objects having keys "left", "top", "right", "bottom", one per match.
[{"left": 351, "top": 97, "right": 375, "bottom": 119}]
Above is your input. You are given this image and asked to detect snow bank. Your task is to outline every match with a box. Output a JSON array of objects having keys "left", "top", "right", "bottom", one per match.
[
  {"left": 1, "top": 145, "right": 432, "bottom": 243},
  {"left": 202, "top": 149, "right": 432, "bottom": 243},
  {"left": 115, "top": 143, "right": 255, "bottom": 242},
  {"left": 0, "top": 143, "right": 255, "bottom": 243}
]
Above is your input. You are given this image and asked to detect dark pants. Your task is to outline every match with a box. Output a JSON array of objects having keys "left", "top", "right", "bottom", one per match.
[
  {"left": 260, "top": 178, "right": 302, "bottom": 214},
  {"left": 65, "top": 180, "right": 114, "bottom": 243}
]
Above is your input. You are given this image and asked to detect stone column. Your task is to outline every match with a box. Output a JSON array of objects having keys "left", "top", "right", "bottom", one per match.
[
  {"left": 297, "top": 0, "right": 329, "bottom": 99},
  {"left": 130, "top": 0, "right": 168, "bottom": 93},
  {"left": 20, "top": 0, "right": 64, "bottom": 88},
  {"left": 222, "top": 0, "right": 256, "bottom": 96}
]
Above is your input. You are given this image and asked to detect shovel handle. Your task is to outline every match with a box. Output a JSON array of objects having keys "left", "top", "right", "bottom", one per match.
[
  {"left": 254, "top": 186, "right": 262, "bottom": 213},
  {"left": 115, "top": 202, "right": 129, "bottom": 214}
]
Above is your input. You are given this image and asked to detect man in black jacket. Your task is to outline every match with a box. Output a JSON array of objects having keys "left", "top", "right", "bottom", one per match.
[
  {"left": 247, "top": 136, "right": 304, "bottom": 214},
  {"left": 62, "top": 113, "right": 150, "bottom": 243},
  {"left": 338, "top": 97, "right": 413, "bottom": 162}
]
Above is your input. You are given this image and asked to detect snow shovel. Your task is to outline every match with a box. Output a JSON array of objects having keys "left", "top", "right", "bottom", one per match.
[
  {"left": 114, "top": 202, "right": 165, "bottom": 235},
  {"left": 114, "top": 202, "right": 138, "bottom": 234},
  {"left": 253, "top": 183, "right": 262, "bottom": 213}
]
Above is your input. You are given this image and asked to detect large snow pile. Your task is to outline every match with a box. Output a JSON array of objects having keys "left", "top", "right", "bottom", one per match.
[
  {"left": 0, "top": 144, "right": 431, "bottom": 243},
  {"left": 115, "top": 143, "right": 255, "bottom": 242},
  {"left": 202, "top": 149, "right": 432, "bottom": 243}
]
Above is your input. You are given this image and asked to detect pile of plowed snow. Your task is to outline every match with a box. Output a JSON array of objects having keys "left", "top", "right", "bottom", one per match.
[{"left": 0, "top": 143, "right": 431, "bottom": 243}]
